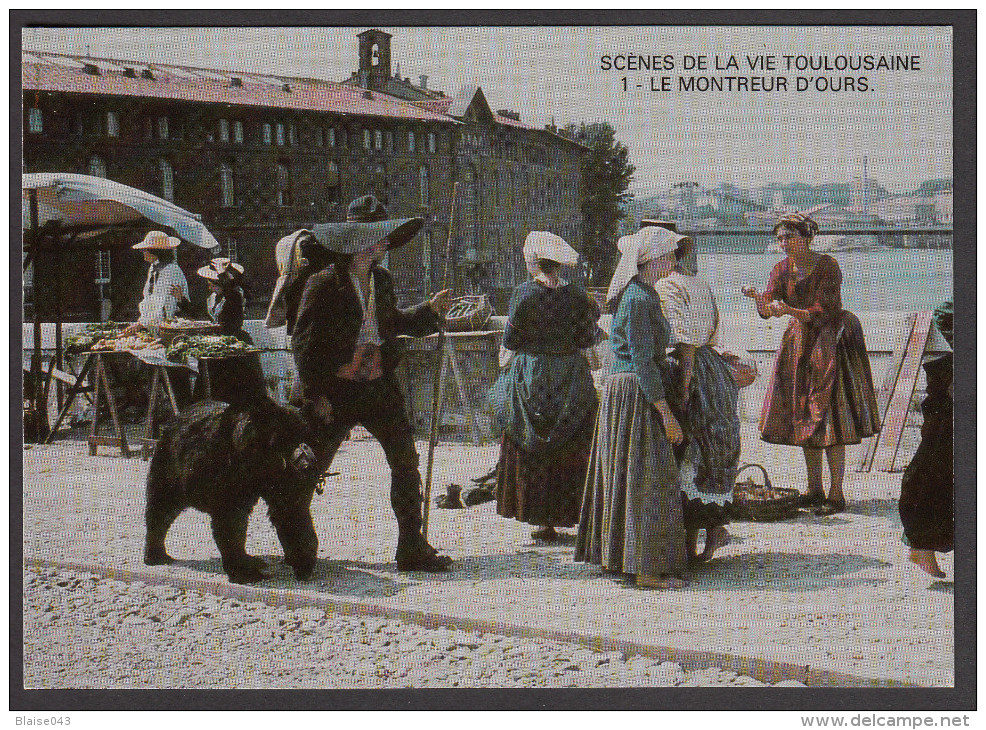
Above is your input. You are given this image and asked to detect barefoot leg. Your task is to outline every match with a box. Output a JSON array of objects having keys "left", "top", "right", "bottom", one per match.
[
  {"left": 909, "top": 549, "right": 946, "bottom": 578},
  {"left": 825, "top": 445, "right": 846, "bottom": 504},
  {"left": 803, "top": 447, "right": 826, "bottom": 499},
  {"left": 685, "top": 528, "right": 701, "bottom": 563},
  {"left": 698, "top": 525, "right": 731, "bottom": 562}
]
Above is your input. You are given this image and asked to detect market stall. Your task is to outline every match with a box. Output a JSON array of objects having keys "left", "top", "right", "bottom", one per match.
[{"left": 23, "top": 173, "right": 219, "bottom": 442}]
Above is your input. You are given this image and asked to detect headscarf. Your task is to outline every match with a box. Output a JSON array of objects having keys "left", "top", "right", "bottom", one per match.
[
  {"left": 605, "top": 226, "right": 687, "bottom": 308},
  {"left": 639, "top": 219, "right": 696, "bottom": 275},
  {"left": 773, "top": 212, "right": 820, "bottom": 240},
  {"left": 522, "top": 231, "right": 579, "bottom": 279},
  {"left": 264, "top": 229, "right": 311, "bottom": 328}
]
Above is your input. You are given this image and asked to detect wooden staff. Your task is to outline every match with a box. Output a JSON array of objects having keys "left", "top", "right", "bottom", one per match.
[{"left": 422, "top": 182, "right": 459, "bottom": 540}]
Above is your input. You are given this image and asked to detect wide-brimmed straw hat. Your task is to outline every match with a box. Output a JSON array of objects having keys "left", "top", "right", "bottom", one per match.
[
  {"left": 310, "top": 195, "right": 424, "bottom": 255},
  {"left": 133, "top": 230, "right": 181, "bottom": 250},
  {"left": 197, "top": 257, "right": 245, "bottom": 282}
]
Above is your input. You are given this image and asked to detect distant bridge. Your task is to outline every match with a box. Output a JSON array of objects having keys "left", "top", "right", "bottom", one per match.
[{"left": 681, "top": 228, "right": 953, "bottom": 236}]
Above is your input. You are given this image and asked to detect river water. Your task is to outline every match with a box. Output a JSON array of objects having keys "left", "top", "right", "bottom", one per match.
[{"left": 699, "top": 249, "right": 953, "bottom": 313}]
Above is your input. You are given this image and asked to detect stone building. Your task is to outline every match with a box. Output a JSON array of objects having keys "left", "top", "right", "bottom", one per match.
[{"left": 22, "top": 29, "right": 586, "bottom": 321}]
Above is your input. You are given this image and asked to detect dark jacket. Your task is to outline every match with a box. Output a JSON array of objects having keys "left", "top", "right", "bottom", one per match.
[
  {"left": 210, "top": 287, "right": 251, "bottom": 343},
  {"left": 291, "top": 264, "right": 440, "bottom": 392}
]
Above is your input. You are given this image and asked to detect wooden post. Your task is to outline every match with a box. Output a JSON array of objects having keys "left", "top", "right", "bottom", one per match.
[
  {"left": 27, "top": 188, "right": 49, "bottom": 439},
  {"left": 422, "top": 182, "right": 459, "bottom": 540}
]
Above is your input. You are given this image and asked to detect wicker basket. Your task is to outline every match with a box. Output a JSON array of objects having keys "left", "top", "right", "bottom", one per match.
[
  {"left": 732, "top": 463, "right": 800, "bottom": 521},
  {"left": 444, "top": 295, "right": 493, "bottom": 332},
  {"left": 156, "top": 321, "right": 222, "bottom": 346}
]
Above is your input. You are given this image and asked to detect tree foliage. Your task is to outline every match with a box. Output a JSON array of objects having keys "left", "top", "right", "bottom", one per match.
[{"left": 563, "top": 122, "right": 635, "bottom": 286}]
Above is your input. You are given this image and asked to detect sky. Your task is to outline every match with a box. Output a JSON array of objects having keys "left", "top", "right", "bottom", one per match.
[{"left": 22, "top": 23, "right": 953, "bottom": 196}]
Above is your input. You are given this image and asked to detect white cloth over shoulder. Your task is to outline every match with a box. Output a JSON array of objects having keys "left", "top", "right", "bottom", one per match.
[
  {"left": 655, "top": 271, "right": 720, "bottom": 348},
  {"left": 264, "top": 229, "right": 310, "bottom": 328},
  {"left": 138, "top": 261, "right": 188, "bottom": 327},
  {"left": 522, "top": 231, "right": 579, "bottom": 279}
]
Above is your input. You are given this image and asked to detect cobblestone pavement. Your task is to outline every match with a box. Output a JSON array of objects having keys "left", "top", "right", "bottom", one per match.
[
  {"left": 20, "top": 424, "right": 954, "bottom": 689},
  {"left": 24, "top": 567, "right": 802, "bottom": 690}
]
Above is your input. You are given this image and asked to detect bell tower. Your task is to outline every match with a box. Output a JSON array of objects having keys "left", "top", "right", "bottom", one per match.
[{"left": 357, "top": 29, "right": 393, "bottom": 91}]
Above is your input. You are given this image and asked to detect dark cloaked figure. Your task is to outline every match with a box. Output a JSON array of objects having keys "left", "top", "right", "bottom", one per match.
[
  {"left": 743, "top": 213, "right": 880, "bottom": 516},
  {"left": 143, "top": 398, "right": 321, "bottom": 584},
  {"left": 490, "top": 232, "right": 601, "bottom": 541},
  {"left": 198, "top": 258, "right": 252, "bottom": 344},
  {"left": 899, "top": 300, "right": 953, "bottom": 578},
  {"left": 194, "top": 258, "right": 267, "bottom": 406},
  {"left": 291, "top": 195, "right": 454, "bottom": 572}
]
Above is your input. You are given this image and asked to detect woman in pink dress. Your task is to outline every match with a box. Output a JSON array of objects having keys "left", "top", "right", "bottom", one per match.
[{"left": 743, "top": 213, "right": 880, "bottom": 516}]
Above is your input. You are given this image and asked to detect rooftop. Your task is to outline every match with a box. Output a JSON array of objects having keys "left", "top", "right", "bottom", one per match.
[{"left": 22, "top": 51, "right": 460, "bottom": 124}]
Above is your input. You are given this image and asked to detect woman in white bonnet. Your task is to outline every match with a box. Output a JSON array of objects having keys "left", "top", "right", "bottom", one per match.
[
  {"left": 651, "top": 224, "right": 739, "bottom": 564},
  {"left": 490, "top": 231, "right": 602, "bottom": 542},
  {"left": 575, "top": 225, "right": 690, "bottom": 589}
]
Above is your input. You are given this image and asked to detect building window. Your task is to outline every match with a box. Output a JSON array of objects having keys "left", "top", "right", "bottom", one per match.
[
  {"left": 276, "top": 163, "right": 292, "bottom": 206},
  {"left": 220, "top": 163, "right": 234, "bottom": 207},
  {"left": 408, "top": 131, "right": 416, "bottom": 153},
  {"left": 106, "top": 111, "right": 120, "bottom": 137},
  {"left": 374, "top": 130, "right": 383, "bottom": 150},
  {"left": 262, "top": 123, "right": 273, "bottom": 145},
  {"left": 28, "top": 107, "right": 42, "bottom": 134},
  {"left": 363, "top": 129, "right": 372, "bottom": 150},
  {"left": 289, "top": 124, "right": 298, "bottom": 145},
  {"left": 95, "top": 250, "right": 112, "bottom": 284},
  {"left": 156, "top": 116, "right": 169, "bottom": 140},
  {"left": 328, "top": 128, "right": 336, "bottom": 147},
  {"left": 422, "top": 230, "right": 433, "bottom": 292},
  {"left": 233, "top": 121, "right": 244, "bottom": 144},
  {"left": 218, "top": 119, "right": 230, "bottom": 143},
  {"left": 385, "top": 131, "right": 393, "bottom": 152},
  {"left": 23, "top": 250, "right": 34, "bottom": 303},
  {"left": 314, "top": 128, "right": 324, "bottom": 147},
  {"left": 276, "top": 123, "right": 286, "bottom": 146},
  {"left": 159, "top": 159, "right": 174, "bottom": 201},
  {"left": 88, "top": 155, "right": 107, "bottom": 178},
  {"left": 428, "top": 132, "right": 436, "bottom": 154},
  {"left": 326, "top": 161, "right": 340, "bottom": 202},
  {"left": 225, "top": 238, "right": 239, "bottom": 264},
  {"left": 419, "top": 166, "right": 429, "bottom": 206}
]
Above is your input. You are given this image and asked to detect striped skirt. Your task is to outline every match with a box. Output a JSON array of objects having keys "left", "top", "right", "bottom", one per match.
[
  {"left": 574, "top": 371, "right": 688, "bottom": 579},
  {"left": 678, "top": 346, "right": 741, "bottom": 529}
]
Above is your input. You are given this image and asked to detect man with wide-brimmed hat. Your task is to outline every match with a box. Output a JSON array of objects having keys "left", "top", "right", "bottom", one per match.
[
  {"left": 129, "top": 230, "right": 190, "bottom": 329},
  {"left": 292, "top": 195, "right": 454, "bottom": 572}
]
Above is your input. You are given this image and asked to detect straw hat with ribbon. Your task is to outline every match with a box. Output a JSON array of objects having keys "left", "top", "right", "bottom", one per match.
[
  {"left": 196, "top": 257, "right": 245, "bottom": 282},
  {"left": 311, "top": 195, "right": 424, "bottom": 254},
  {"left": 132, "top": 230, "right": 181, "bottom": 250}
]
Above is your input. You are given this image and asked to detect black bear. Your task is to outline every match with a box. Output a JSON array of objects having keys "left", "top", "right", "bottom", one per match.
[{"left": 144, "top": 398, "right": 321, "bottom": 584}]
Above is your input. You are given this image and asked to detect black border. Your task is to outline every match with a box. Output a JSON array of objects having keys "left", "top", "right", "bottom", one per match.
[{"left": 11, "top": 8, "right": 976, "bottom": 712}]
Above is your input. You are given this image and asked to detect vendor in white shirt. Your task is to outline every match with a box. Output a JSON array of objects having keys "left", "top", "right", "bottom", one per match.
[{"left": 123, "top": 230, "right": 190, "bottom": 333}]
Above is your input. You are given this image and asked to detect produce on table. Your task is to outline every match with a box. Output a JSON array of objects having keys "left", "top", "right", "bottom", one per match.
[
  {"left": 65, "top": 322, "right": 127, "bottom": 354},
  {"left": 161, "top": 317, "right": 217, "bottom": 330},
  {"left": 98, "top": 333, "right": 162, "bottom": 352},
  {"left": 166, "top": 334, "right": 257, "bottom": 362},
  {"left": 66, "top": 323, "right": 162, "bottom": 353}
]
